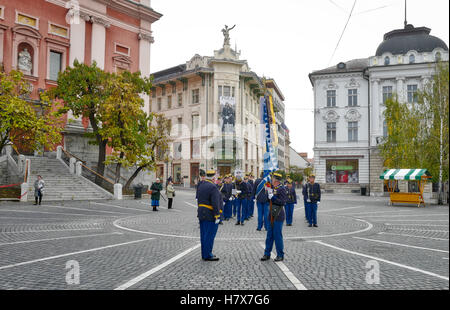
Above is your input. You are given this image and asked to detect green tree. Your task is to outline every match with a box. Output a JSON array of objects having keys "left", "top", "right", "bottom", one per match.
[
  {"left": 100, "top": 71, "right": 152, "bottom": 184},
  {"left": 0, "top": 70, "right": 63, "bottom": 154},
  {"left": 287, "top": 166, "right": 304, "bottom": 184},
  {"left": 50, "top": 60, "right": 109, "bottom": 185},
  {"left": 417, "top": 62, "right": 449, "bottom": 203},
  {"left": 123, "top": 113, "right": 172, "bottom": 190},
  {"left": 380, "top": 62, "right": 449, "bottom": 203}
]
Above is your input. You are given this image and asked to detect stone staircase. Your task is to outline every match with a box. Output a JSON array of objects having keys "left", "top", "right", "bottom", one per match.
[{"left": 26, "top": 156, "right": 113, "bottom": 201}]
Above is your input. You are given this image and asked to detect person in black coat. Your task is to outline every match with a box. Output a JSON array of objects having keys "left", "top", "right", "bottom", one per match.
[{"left": 302, "top": 174, "right": 321, "bottom": 227}]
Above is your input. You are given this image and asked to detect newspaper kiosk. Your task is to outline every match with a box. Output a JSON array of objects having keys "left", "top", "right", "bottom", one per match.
[{"left": 380, "top": 169, "right": 432, "bottom": 207}]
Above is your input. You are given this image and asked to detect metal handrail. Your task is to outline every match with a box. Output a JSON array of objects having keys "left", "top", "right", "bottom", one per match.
[
  {"left": 62, "top": 148, "right": 86, "bottom": 164},
  {"left": 24, "top": 160, "right": 28, "bottom": 183},
  {"left": 80, "top": 162, "right": 115, "bottom": 185}
]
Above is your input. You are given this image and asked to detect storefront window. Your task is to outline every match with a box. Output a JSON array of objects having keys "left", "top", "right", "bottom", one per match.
[{"left": 326, "top": 159, "right": 359, "bottom": 184}]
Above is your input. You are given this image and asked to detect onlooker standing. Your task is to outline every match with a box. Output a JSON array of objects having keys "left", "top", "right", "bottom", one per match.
[
  {"left": 34, "top": 175, "right": 45, "bottom": 205},
  {"left": 302, "top": 174, "right": 321, "bottom": 227},
  {"left": 150, "top": 178, "right": 163, "bottom": 212},
  {"left": 166, "top": 180, "right": 175, "bottom": 209}
]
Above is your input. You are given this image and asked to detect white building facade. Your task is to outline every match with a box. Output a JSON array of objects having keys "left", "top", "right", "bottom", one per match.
[{"left": 310, "top": 24, "right": 449, "bottom": 196}]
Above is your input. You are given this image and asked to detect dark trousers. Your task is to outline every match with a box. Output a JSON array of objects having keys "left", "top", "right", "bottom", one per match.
[
  {"left": 308, "top": 202, "right": 318, "bottom": 225},
  {"left": 285, "top": 203, "right": 295, "bottom": 225},
  {"left": 223, "top": 200, "right": 232, "bottom": 219},
  {"left": 168, "top": 198, "right": 173, "bottom": 209},
  {"left": 35, "top": 191, "right": 42, "bottom": 205},
  {"left": 257, "top": 202, "right": 270, "bottom": 230},
  {"left": 235, "top": 198, "right": 246, "bottom": 223},
  {"left": 264, "top": 221, "right": 284, "bottom": 258},
  {"left": 199, "top": 220, "right": 219, "bottom": 259}
]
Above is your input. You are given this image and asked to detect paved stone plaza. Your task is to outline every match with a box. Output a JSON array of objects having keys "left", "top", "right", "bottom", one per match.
[{"left": 0, "top": 189, "right": 448, "bottom": 290}]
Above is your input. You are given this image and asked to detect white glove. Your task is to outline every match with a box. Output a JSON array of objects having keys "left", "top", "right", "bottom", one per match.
[
  {"left": 229, "top": 197, "right": 233, "bottom": 201},
  {"left": 215, "top": 218, "right": 220, "bottom": 224},
  {"left": 236, "top": 190, "right": 242, "bottom": 194},
  {"left": 317, "top": 201, "right": 320, "bottom": 206},
  {"left": 268, "top": 193, "right": 274, "bottom": 199},
  {"left": 307, "top": 199, "right": 311, "bottom": 203},
  {"left": 267, "top": 188, "right": 274, "bottom": 196}
]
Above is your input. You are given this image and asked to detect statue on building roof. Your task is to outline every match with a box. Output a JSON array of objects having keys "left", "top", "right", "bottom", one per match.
[{"left": 222, "top": 24, "right": 236, "bottom": 46}]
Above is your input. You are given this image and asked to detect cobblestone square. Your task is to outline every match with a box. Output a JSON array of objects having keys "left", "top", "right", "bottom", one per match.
[{"left": 0, "top": 190, "right": 448, "bottom": 290}]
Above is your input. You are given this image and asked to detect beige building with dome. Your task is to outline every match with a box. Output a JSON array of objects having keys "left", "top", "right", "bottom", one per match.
[{"left": 150, "top": 37, "right": 289, "bottom": 186}]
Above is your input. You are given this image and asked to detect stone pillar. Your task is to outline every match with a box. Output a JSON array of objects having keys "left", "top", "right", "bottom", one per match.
[
  {"left": 20, "top": 183, "right": 28, "bottom": 202},
  {"left": 138, "top": 32, "right": 153, "bottom": 115},
  {"left": 114, "top": 183, "right": 123, "bottom": 200},
  {"left": 5, "top": 142, "right": 12, "bottom": 157},
  {"left": 90, "top": 17, "right": 109, "bottom": 70},
  {"left": 69, "top": 14, "right": 87, "bottom": 65},
  {"left": 18, "top": 155, "right": 25, "bottom": 173},
  {"left": 69, "top": 158, "right": 76, "bottom": 174},
  {"left": 396, "top": 77, "right": 405, "bottom": 103},
  {"left": 75, "top": 161, "right": 82, "bottom": 176},
  {"left": 371, "top": 79, "right": 380, "bottom": 143},
  {"left": 56, "top": 146, "right": 62, "bottom": 160}
]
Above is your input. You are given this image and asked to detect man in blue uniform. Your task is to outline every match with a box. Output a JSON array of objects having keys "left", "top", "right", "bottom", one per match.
[
  {"left": 234, "top": 175, "right": 248, "bottom": 226},
  {"left": 197, "top": 170, "right": 223, "bottom": 261},
  {"left": 243, "top": 174, "right": 252, "bottom": 221},
  {"left": 285, "top": 178, "right": 297, "bottom": 226},
  {"left": 253, "top": 172, "right": 270, "bottom": 231},
  {"left": 261, "top": 172, "right": 287, "bottom": 262},
  {"left": 220, "top": 174, "right": 233, "bottom": 221},
  {"left": 248, "top": 173, "right": 255, "bottom": 218},
  {"left": 302, "top": 174, "right": 321, "bottom": 227}
]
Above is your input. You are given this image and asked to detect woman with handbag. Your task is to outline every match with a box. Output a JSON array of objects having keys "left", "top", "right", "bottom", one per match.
[{"left": 166, "top": 180, "right": 176, "bottom": 209}]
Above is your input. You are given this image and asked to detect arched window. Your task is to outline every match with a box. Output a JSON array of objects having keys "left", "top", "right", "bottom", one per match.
[
  {"left": 409, "top": 54, "right": 415, "bottom": 64},
  {"left": 384, "top": 56, "right": 390, "bottom": 65},
  {"left": 435, "top": 52, "right": 442, "bottom": 62}
]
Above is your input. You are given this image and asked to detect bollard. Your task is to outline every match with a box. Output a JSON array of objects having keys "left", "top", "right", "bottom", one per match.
[
  {"left": 69, "top": 158, "right": 76, "bottom": 174},
  {"left": 75, "top": 161, "right": 82, "bottom": 176},
  {"left": 18, "top": 155, "right": 25, "bottom": 173},
  {"left": 20, "top": 183, "right": 28, "bottom": 202},
  {"left": 114, "top": 183, "right": 123, "bottom": 200},
  {"left": 56, "top": 146, "right": 62, "bottom": 159}
]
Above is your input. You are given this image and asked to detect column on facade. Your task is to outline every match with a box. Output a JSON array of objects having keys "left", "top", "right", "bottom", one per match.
[
  {"left": 68, "top": 14, "right": 89, "bottom": 125},
  {"left": 396, "top": 77, "right": 405, "bottom": 103},
  {"left": 90, "top": 16, "right": 109, "bottom": 70},
  {"left": 371, "top": 79, "right": 380, "bottom": 142},
  {"left": 138, "top": 31, "right": 153, "bottom": 116}
]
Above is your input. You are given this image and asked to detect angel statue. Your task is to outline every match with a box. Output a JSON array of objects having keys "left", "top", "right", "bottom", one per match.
[{"left": 222, "top": 24, "right": 236, "bottom": 46}]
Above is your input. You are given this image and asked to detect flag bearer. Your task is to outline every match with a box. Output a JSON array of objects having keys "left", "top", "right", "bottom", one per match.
[
  {"left": 197, "top": 170, "right": 223, "bottom": 261},
  {"left": 261, "top": 172, "right": 287, "bottom": 262}
]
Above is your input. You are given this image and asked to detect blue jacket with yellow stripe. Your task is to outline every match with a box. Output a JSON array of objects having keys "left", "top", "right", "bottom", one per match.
[{"left": 197, "top": 179, "right": 223, "bottom": 222}]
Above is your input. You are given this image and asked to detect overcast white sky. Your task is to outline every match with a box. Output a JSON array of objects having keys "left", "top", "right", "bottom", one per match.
[{"left": 150, "top": 0, "right": 449, "bottom": 158}]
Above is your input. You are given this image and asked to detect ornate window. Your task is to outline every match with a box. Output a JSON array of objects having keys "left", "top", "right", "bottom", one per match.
[
  {"left": 327, "top": 90, "right": 336, "bottom": 107},
  {"left": 409, "top": 54, "right": 415, "bottom": 64},
  {"left": 407, "top": 84, "right": 418, "bottom": 103},
  {"left": 384, "top": 56, "right": 390, "bottom": 65},
  {"left": 435, "top": 52, "right": 442, "bottom": 62},
  {"left": 326, "top": 122, "right": 336, "bottom": 143},
  {"left": 348, "top": 121, "right": 358, "bottom": 142},
  {"left": 348, "top": 89, "right": 357, "bottom": 107},
  {"left": 382, "top": 86, "right": 393, "bottom": 104}
]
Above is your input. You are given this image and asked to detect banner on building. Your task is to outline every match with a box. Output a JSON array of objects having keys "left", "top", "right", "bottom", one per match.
[{"left": 220, "top": 96, "right": 236, "bottom": 133}]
